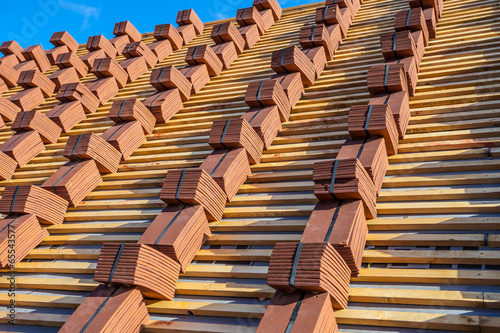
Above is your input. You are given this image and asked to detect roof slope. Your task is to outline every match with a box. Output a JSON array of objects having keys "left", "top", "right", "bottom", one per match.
[{"left": 0, "top": 0, "right": 499, "bottom": 332}]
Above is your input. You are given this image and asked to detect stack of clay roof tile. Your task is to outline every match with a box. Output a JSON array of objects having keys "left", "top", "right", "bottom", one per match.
[
  {"left": 410, "top": 0, "right": 441, "bottom": 19},
  {"left": 95, "top": 243, "right": 180, "bottom": 300},
  {"left": 120, "top": 57, "right": 148, "bottom": 83},
  {"left": 369, "top": 91, "right": 410, "bottom": 139},
  {"left": 0, "top": 131, "right": 44, "bottom": 168},
  {"left": 148, "top": 39, "right": 173, "bottom": 62},
  {"left": 380, "top": 31, "right": 418, "bottom": 60},
  {"left": 199, "top": 148, "right": 252, "bottom": 201},
  {"left": 180, "top": 64, "right": 210, "bottom": 94},
  {"left": 177, "top": 9, "right": 205, "bottom": 35},
  {"left": 315, "top": 5, "right": 349, "bottom": 38},
  {"left": 271, "top": 46, "right": 316, "bottom": 87},
  {"left": 257, "top": 291, "right": 338, "bottom": 333},
  {"left": 154, "top": 24, "right": 183, "bottom": 50},
  {"left": 410, "top": 31, "right": 425, "bottom": 66},
  {"left": 253, "top": 0, "right": 282, "bottom": 20},
  {"left": 211, "top": 42, "right": 238, "bottom": 69},
  {"left": 176, "top": 24, "right": 196, "bottom": 45},
  {"left": 0, "top": 185, "right": 68, "bottom": 225},
  {"left": 267, "top": 241, "right": 351, "bottom": 309},
  {"left": 260, "top": 7, "right": 276, "bottom": 31},
  {"left": 49, "top": 67, "right": 80, "bottom": 90},
  {"left": 113, "top": 20, "right": 142, "bottom": 43},
  {"left": 49, "top": 31, "right": 79, "bottom": 53},
  {"left": 300, "top": 24, "right": 338, "bottom": 60},
  {"left": 54, "top": 52, "right": 88, "bottom": 78},
  {"left": 59, "top": 284, "right": 150, "bottom": 333},
  {"left": 313, "top": 158, "right": 377, "bottom": 218},
  {"left": 302, "top": 47, "right": 327, "bottom": 78},
  {"left": 81, "top": 49, "right": 106, "bottom": 71},
  {"left": 90, "top": 57, "right": 128, "bottom": 88},
  {"left": 271, "top": 72, "right": 305, "bottom": 108},
  {"left": 110, "top": 35, "right": 130, "bottom": 54},
  {"left": 160, "top": 169, "right": 227, "bottom": 221},
  {"left": 348, "top": 104, "right": 399, "bottom": 155},
  {"left": 424, "top": 8, "right": 437, "bottom": 38},
  {"left": 12, "top": 110, "right": 62, "bottom": 144},
  {"left": 237, "top": 7, "right": 266, "bottom": 35},
  {"left": 337, "top": 138, "right": 389, "bottom": 195},
  {"left": 240, "top": 106, "right": 282, "bottom": 149},
  {"left": 56, "top": 82, "right": 100, "bottom": 113},
  {"left": 42, "top": 160, "right": 102, "bottom": 207},
  {"left": 301, "top": 200, "right": 367, "bottom": 277},
  {"left": 185, "top": 45, "right": 223, "bottom": 76},
  {"left": 101, "top": 121, "right": 146, "bottom": 160},
  {"left": 0, "top": 96, "right": 21, "bottom": 122},
  {"left": 45, "top": 45, "right": 69, "bottom": 66},
  {"left": 0, "top": 53, "right": 20, "bottom": 67},
  {"left": 151, "top": 66, "right": 192, "bottom": 101},
  {"left": 0, "top": 214, "right": 49, "bottom": 268},
  {"left": 211, "top": 23, "right": 246, "bottom": 54},
  {"left": 143, "top": 89, "right": 184, "bottom": 123},
  {"left": 14, "top": 60, "right": 37, "bottom": 73},
  {"left": 238, "top": 25, "right": 260, "bottom": 49},
  {"left": 87, "top": 77, "right": 119, "bottom": 105},
  {"left": 245, "top": 79, "right": 291, "bottom": 121},
  {"left": 17, "top": 69, "right": 56, "bottom": 97},
  {"left": 0, "top": 61, "right": 20, "bottom": 87},
  {"left": 122, "top": 41, "right": 158, "bottom": 68},
  {"left": 64, "top": 133, "right": 122, "bottom": 173},
  {"left": 394, "top": 8, "right": 429, "bottom": 46},
  {"left": 0, "top": 151, "right": 17, "bottom": 180},
  {"left": 138, "top": 204, "right": 210, "bottom": 272},
  {"left": 109, "top": 99, "right": 156, "bottom": 135},
  {"left": 0, "top": 41, "right": 26, "bottom": 63},
  {"left": 209, "top": 118, "right": 264, "bottom": 164},
  {"left": 86, "top": 35, "right": 117, "bottom": 58},
  {"left": 46, "top": 101, "right": 86, "bottom": 133},
  {"left": 22, "top": 45, "right": 51, "bottom": 73},
  {"left": 10, "top": 87, "right": 45, "bottom": 111},
  {"left": 367, "top": 63, "right": 408, "bottom": 95},
  {"left": 384, "top": 56, "right": 418, "bottom": 97}
]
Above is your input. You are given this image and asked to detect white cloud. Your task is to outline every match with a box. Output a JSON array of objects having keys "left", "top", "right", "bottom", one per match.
[{"left": 59, "top": 1, "right": 101, "bottom": 30}]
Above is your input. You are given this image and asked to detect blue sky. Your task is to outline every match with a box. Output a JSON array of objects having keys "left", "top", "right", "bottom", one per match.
[{"left": 0, "top": 0, "right": 315, "bottom": 50}]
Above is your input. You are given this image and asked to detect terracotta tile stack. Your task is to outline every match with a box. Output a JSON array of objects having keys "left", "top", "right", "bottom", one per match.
[
  {"left": 0, "top": 96, "right": 20, "bottom": 122},
  {"left": 410, "top": 0, "right": 442, "bottom": 20},
  {"left": 143, "top": 89, "right": 184, "bottom": 123},
  {"left": 54, "top": 52, "right": 88, "bottom": 78},
  {"left": 86, "top": 35, "right": 117, "bottom": 58},
  {"left": 55, "top": 82, "right": 100, "bottom": 113},
  {"left": 199, "top": 148, "right": 252, "bottom": 201},
  {"left": 0, "top": 54, "right": 20, "bottom": 67},
  {"left": 424, "top": 8, "right": 437, "bottom": 39},
  {"left": 394, "top": 7, "right": 430, "bottom": 46},
  {"left": 122, "top": 41, "right": 158, "bottom": 69},
  {"left": 240, "top": 106, "right": 282, "bottom": 149},
  {"left": 11, "top": 110, "right": 62, "bottom": 144},
  {"left": 9, "top": 87, "right": 45, "bottom": 111},
  {"left": 90, "top": 57, "right": 128, "bottom": 88},
  {"left": 384, "top": 56, "right": 418, "bottom": 97},
  {"left": 0, "top": 41, "right": 26, "bottom": 63},
  {"left": 95, "top": 243, "right": 181, "bottom": 300},
  {"left": 177, "top": 9, "right": 204, "bottom": 35},
  {"left": 0, "top": 214, "right": 49, "bottom": 268},
  {"left": 253, "top": 0, "right": 282, "bottom": 21},
  {"left": 21, "top": 45, "right": 51, "bottom": 73},
  {"left": 301, "top": 200, "right": 367, "bottom": 277},
  {"left": 348, "top": 104, "right": 399, "bottom": 155},
  {"left": 211, "top": 23, "right": 246, "bottom": 55},
  {"left": 109, "top": 99, "right": 156, "bottom": 135},
  {"left": 300, "top": 24, "right": 338, "bottom": 60},
  {"left": 113, "top": 20, "right": 142, "bottom": 43},
  {"left": 268, "top": 241, "right": 351, "bottom": 309},
  {"left": 148, "top": 39, "right": 173, "bottom": 62},
  {"left": 63, "top": 133, "right": 122, "bottom": 174},
  {"left": 17, "top": 69, "right": 56, "bottom": 97},
  {"left": 0, "top": 131, "right": 44, "bottom": 168},
  {"left": 41, "top": 160, "right": 103, "bottom": 207},
  {"left": 45, "top": 101, "right": 86, "bottom": 133},
  {"left": 211, "top": 42, "right": 238, "bottom": 70},
  {"left": 49, "top": 31, "right": 79, "bottom": 53},
  {"left": 13, "top": 60, "right": 37, "bottom": 73},
  {"left": 49, "top": 67, "right": 80, "bottom": 90},
  {"left": 237, "top": 7, "right": 266, "bottom": 35},
  {"left": 138, "top": 204, "right": 210, "bottom": 272},
  {"left": 380, "top": 31, "right": 418, "bottom": 60},
  {"left": 185, "top": 44, "right": 223, "bottom": 77},
  {"left": 154, "top": 24, "right": 184, "bottom": 50},
  {"left": 0, "top": 152, "right": 17, "bottom": 180},
  {"left": 302, "top": 47, "right": 327, "bottom": 79},
  {"left": 59, "top": 285, "right": 149, "bottom": 332},
  {"left": 245, "top": 79, "right": 291, "bottom": 121},
  {"left": 0, "top": 185, "right": 69, "bottom": 225},
  {"left": 238, "top": 25, "right": 260, "bottom": 49},
  {"left": 120, "top": 57, "right": 148, "bottom": 83},
  {"left": 337, "top": 138, "right": 388, "bottom": 195},
  {"left": 257, "top": 291, "right": 338, "bottom": 333},
  {"left": 0, "top": 61, "right": 20, "bottom": 87},
  {"left": 271, "top": 73, "right": 305, "bottom": 108},
  {"left": 86, "top": 77, "right": 120, "bottom": 105},
  {"left": 369, "top": 91, "right": 410, "bottom": 139},
  {"left": 81, "top": 49, "right": 106, "bottom": 71},
  {"left": 176, "top": 24, "right": 196, "bottom": 45},
  {"left": 316, "top": 5, "right": 349, "bottom": 38},
  {"left": 109, "top": 35, "right": 130, "bottom": 54},
  {"left": 209, "top": 118, "right": 264, "bottom": 164},
  {"left": 271, "top": 46, "right": 316, "bottom": 87},
  {"left": 160, "top": 169, "right": 228, "bottom": 221},
  {"left": 150, "top": 66, "right": 192, "bottom": 101},
  {"left": 367, "top": 63, "right": 408, "bottom": 95},
  {"left": 101, "top": 121, "right": 146, "bottom": 161},
  {"left": 45, "top": 45, "right": 69, "bottom": 66},
  {"left": 180, "top": 64, "right": 210, "bottom": 94},
  {"left": 313, "top": 158, "right": 377, "bottom": 218}
]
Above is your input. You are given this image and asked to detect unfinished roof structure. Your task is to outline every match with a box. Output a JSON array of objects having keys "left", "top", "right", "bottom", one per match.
[{"left": 0, "top": 0, "right": 499, "bottom": 332}]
